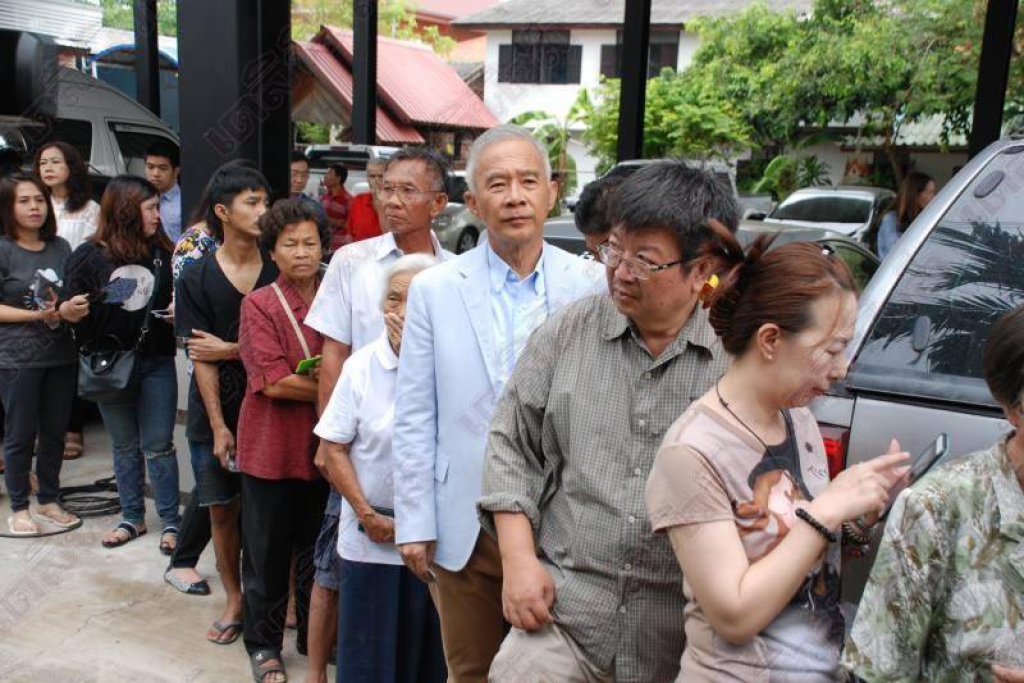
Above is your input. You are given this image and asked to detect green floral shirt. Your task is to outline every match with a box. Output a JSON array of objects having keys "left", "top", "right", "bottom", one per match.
[{"left": 842, "top": 436, "right": 1024, "bottom": 682}]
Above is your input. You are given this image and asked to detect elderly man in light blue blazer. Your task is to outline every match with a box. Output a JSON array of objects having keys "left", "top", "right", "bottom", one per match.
[{"left": 393, "top": 125, "right": 605, "bottom": 682}]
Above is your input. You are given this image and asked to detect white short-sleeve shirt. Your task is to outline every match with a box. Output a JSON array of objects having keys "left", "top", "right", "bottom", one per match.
[
  {"left": 314, "top": 334, "right": 404, "bottom": 565},
  {"left": 53, "top": 198, "right": 100, "bottom": 251},
  {"left": 305, "top": 230, "right": 451, "bottom": 349}
]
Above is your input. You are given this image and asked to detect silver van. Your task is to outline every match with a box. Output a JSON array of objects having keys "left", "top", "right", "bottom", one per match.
[
  {"left": 811, "top": 133, "right": 1024, "bottom": 607},
  {"left": 0, "top": 67, "right": 179, "bottom": 191}
]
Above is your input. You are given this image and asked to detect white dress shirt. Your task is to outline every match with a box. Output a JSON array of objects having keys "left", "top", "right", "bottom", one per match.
[
  {"left": 306, "top": 230, "right": 452, "bottom": 348},
  {"left": 315, "top": 334, "right": 402, "bottom": 566}
]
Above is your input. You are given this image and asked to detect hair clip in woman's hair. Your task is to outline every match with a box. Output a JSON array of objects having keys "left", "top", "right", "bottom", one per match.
[{"left": 700, "top": 273, "right": 720, "bottom": 308}]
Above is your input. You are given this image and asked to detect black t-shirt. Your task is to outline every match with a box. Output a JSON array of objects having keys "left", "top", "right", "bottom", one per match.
[
  {"left": 0, "top": 236, "right": 77, "bottom": 369},
  {"left": 175, "top": 251, "right": 278, "bottom": 442},
  {"left": 64, "top": 241, "right": 176, "bottom": 357}
]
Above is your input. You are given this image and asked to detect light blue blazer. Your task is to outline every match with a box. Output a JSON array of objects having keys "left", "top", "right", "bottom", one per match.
[{"left": 393, "top": 241, "right": 606, "bottom": 571}]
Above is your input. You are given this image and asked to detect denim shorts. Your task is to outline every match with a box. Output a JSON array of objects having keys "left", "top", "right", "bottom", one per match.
[
  {"left": 188, "top": 440, "right": 240, "bottom": 507},
  {"left": 313, "top": 507, "right": 341, "bottom": 592}
]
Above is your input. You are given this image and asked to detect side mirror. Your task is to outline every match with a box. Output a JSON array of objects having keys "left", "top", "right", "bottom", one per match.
[
  {"left": 747, "top": 212, "right": 767, "bottom": 221},
  {"left": 911, "top": 315, "right": 932, "bottom": 353}
]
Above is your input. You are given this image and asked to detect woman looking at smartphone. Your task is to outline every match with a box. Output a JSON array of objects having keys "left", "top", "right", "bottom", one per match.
[
  {"left": 0, "top": 174, "right": 88, "bottom": 535},
  {"left": 235, "top": 199, "right": 328, "bottom": 683},
  {"left": 64, "top": 175, "right": 181, "bottom": 551},
  {"left": 843, "top": 304, "right": 1024, "bottom": 682},
  {"left": 645, "top": 223, "right": 910, "bottom": 681},
  {"left": 316, "top": 252, "right": 446, "bottom": 683}
]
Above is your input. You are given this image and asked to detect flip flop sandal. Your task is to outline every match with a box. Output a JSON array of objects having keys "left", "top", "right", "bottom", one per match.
[
  {"left": 63, "top": 434, "right": 84, "bottom": 460},
  {"left": 207, "top": 620, "right": 244, "bottom": 645},
  {"left": 159, "top": 527, "right": 178, "bottom": 556},
  {"left": 33, "top": 508, "right": 81, "bottom": 529},
  {"left": 163, "top": 568, "right": 212, "bottom": 596},
  {"left": 7, "top": 516, "right": 40, "bottom": 536},
  {"left": 249, "top": 649, "right": 287, "bottom": 682},
  {"left": 101, "top": 521, "right": 147, "bottom": 548}
]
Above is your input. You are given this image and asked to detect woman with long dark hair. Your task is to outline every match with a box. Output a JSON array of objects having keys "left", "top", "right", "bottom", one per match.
[
  {"left": 0, "top": 174, "right": 88, "bottom": 535},
  {"left": 876, "top": 172, "right": 936, "bottom": 259},
  {"left": 646, "top": 223, "right": 910, "bottom": 680},
  {"left": 65, "top": 175, "right": 182, "bottom": 551},
  {"left": 34, "top": 141, "right": 99, "bottom": 250},
  {"left": 35, "top": 141, "right": 102, "bottom": 462}
]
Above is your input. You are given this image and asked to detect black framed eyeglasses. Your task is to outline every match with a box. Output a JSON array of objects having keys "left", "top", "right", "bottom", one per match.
[{"left": 598, "top": 244, "right": 683, "bottom": 281}]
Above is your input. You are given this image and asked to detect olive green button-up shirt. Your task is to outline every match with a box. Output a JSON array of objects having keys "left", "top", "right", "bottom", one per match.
[
  {"left": 842, "top": 436, "right": 1024, "bottom": 681},
  {"left": 479, "top": 295, "right": 729, "bottom": 682}
]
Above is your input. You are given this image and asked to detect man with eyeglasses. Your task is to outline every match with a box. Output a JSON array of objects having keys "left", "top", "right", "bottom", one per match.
[
  {"left": 479, "top": 160, "right": 738, "bottom": 682},
  {"left": 289, "top": 151, "right": 327, "bottom": 222},
  {"left": 303, "top": 146, "right": 454, "bottom": 683}
]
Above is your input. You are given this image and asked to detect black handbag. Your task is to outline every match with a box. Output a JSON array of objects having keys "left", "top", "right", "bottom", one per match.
[{"left": 78, "top": 253, "right": 162, "bottom": 402}]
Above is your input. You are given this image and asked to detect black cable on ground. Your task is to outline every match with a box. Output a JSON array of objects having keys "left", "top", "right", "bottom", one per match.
[
  {"left": 57, "top": 477, "right": 121, "bottom": 518},
  {"left": 0, "top": 478, "right": 119, "bottom": 539}
]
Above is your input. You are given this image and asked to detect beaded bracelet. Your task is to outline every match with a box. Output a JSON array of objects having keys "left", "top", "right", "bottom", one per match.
[
  {"left": 842, "top": 522, "right": 872, "bottom": 546},
  {"left": 795, "top": 507, "right": 840, "bottom": 543}
]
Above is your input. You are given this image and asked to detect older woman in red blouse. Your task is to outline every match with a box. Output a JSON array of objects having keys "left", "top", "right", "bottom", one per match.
[{"left": 237, "top": 199, "right": 329, "bottom": 683}]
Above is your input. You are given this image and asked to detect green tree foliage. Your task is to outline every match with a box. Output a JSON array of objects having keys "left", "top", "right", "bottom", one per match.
[
  {"left": 100, "top": 0, "right": 177, "bottom": 36},
  {"left": 292, "top": 0, "right": 456, "bottom": 57},
  {"left": 584, "top": 0, "right": 1023, "bottom": 179},
  {"left": 584, "top": 69, "right": 755, "bottom": 173}
]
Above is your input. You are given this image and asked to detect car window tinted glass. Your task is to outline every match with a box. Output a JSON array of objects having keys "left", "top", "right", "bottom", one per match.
[
  {"left": 109, "top": 126, "right": 177, "bottom": 176},
  {"left": 771, "top": 195, "right": 871, "bottom": 223},
  {"left": 851, "top": 148, "right": 1024, "bottom": 407},
  {"left": 831, "top": 242, "right": 877, "bottom": 292}
]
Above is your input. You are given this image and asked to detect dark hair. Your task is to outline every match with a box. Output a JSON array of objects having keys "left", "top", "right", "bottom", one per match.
[
  {"left": 205, "top": 163, "right": 270, "bottom": 241},
  {"left": 701, "top": 223, "right": 857, "bottom": 355},
  {"left": 983, "top": 305, "right": 1024, "bottom": 408},
  {"left": 144, "top": 140, "right": 180, "bottom": 168},
  {"left": 290, "top": 151, "right": 309, "bottom": 165},
  {"left": 34, "top": 141, "right": 92, "bottom": 213},
  {"left": 893, "top": 171, "right": 933, "bottom": 231},
  {"left": 91, "top": 175, "right": 172, "bottom": 263},
  {"left": 259, "top": 197, "right": 330, "bottom": 253},
  {"left": 327, "top": 163, "right": 348, "bottom": 183},
  {"left": 608, "top": 160, "right": 739, "bottom": 266},
  {"left": 0, "top": 173, "right": 58, "bottom": 241},
  {"left": 385, "top": 147, "right": 449, "bottom": 192},
  {"left": 575, "top": 164, "right": 641, "bottom": 236},
  {"left": 188, "top": 159, "right": 259, "bottom": 230}
]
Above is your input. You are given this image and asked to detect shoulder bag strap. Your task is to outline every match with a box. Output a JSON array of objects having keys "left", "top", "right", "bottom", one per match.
[
  {"left": 134, "top": 252, "right": 162, "bottom": 350},
  {"left": 271, "top": 281, "right": 313, "bottom": 359}
]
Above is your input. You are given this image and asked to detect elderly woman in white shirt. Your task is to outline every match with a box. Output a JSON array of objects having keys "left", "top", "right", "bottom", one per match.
[{"left": 315, "top": 253, "right": 446, "bottom": 683}]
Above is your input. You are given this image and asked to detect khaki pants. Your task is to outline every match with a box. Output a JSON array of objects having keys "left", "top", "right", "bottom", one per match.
[
  {"left": 489, "top": 622, "right": 614, "bottom": 683},
  {"left": 432, "top": 533, "right": 507, "bottom": 683}
]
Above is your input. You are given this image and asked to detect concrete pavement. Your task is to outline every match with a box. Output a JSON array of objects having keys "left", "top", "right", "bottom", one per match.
[{"left": 0, "top": 422, "right": 326, "bottom": 683}]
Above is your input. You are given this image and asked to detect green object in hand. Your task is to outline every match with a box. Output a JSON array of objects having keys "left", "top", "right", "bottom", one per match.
[{"left": 295, "top": 355, "right": 322, "bottom": 375}]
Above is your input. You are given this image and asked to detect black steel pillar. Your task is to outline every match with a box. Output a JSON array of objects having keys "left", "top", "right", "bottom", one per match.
[
  {"left": 352, "top": 0, "right": 378, "bottom": 145},
  {"left": 132, "top": 0, "right": 160, "bottom": 116},
  {"left": 968, "top": 0, "right": 1020, "bottom": 158},
  {"left": 176, "top": 0, "right": 292, "bottom": 218},
  {"left": 616, "top": 0, "right": 651, "bottom": 162}
]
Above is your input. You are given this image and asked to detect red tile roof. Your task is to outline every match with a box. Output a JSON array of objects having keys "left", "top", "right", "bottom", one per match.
[
  {"left": 317, "top": 27, "right": 498, "bottom": 131},
  {"left": 293, "top": 41, "right": 425, "bottom": 144}
]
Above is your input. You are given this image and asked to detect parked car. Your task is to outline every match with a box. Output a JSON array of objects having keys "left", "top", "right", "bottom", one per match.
[
  {"left": 301, "top": 143, "right": 398, "bottom": 196},
  {"left": 608, "top": 158, "right": 776, "bottom": 218},
  {"left": 762, "top": 185, "right": 895, "bottom": 244},
  {"left": 808, "top": 134, "right": 1023, "bottom": 610},
  {"left": 432, "top": 171, "right": 483, "bottom": 254},
  {"left": 537, "top": 215, "right": 880, "bottom": 292},
  {"left": 0, "top": 67, "right": 179, "bottom": 199}
]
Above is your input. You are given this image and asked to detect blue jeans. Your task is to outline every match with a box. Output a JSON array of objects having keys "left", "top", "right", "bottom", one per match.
[{"left": 97, "top": 355, "right": 181, "bottom": 528}]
